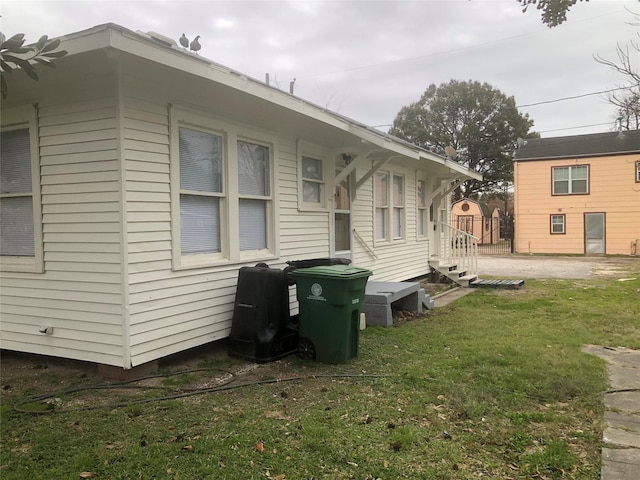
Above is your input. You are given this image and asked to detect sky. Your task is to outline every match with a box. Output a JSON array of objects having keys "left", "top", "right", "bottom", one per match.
[{"left": 2, "top": 0, "right": 639, "bottom": 138}]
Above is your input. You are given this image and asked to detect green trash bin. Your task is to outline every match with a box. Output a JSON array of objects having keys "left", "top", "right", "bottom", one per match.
[{"left": 290, "top": 265, "right": 372, "bottom": 364}]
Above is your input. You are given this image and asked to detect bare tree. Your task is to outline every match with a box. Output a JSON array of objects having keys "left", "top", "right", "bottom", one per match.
[{"left": 594, "top": 9, "right": 640, "bottom": 130}]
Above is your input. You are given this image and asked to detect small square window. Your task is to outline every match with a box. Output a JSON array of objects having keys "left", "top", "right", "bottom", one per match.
[
  {"left": 635, "top": 161, "right": 640, "bottom": 183},
  {"left": 551, "top": 214, "right": 565, "bottom": 234},
  {"left": 298, "top": 150, "right": 326, "bottom": 209}
]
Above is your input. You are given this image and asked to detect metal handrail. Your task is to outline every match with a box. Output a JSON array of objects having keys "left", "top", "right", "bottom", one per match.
[
  {"left": 353, "top": 228, "right": 378, "bottom": 259},
  {"left": 440, "top": 221, "right": 478, "bottom": 276}
]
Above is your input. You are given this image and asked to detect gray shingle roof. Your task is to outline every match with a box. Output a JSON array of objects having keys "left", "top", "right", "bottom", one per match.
[{"left": 513, "top": 130, "right": 640, "bottom": 161}]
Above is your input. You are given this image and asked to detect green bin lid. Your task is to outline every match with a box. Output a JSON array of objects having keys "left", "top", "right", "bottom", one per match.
[{"left": 289, "top": 264, "right": 372, "bottom": 279}]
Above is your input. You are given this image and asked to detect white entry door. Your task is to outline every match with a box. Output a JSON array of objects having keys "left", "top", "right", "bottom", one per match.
[{"left": 584, "top": 213, "right": 605, "bottom": 254}]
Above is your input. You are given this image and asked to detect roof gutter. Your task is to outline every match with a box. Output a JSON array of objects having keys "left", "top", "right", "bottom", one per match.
[{"left": 58, "top": 23, "right": 482, "bottom": 180}]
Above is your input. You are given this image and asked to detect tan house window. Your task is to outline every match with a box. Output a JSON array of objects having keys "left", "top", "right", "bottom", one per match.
[
  {"left": 552, "top": 165, "right": 588, "bottom": 195},
  {"left": 550, "top": 214, "right": 566, "bottom": 234},
  {"left": 636, "top": 161, "right": 640, "bottom": 183}
]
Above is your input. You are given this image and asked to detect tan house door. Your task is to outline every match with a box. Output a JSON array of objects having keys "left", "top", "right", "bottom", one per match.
[{"left": 584, "top": 213, "right": 605, "bottom": 254}]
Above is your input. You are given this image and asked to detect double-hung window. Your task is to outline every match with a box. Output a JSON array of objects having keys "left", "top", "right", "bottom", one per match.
[
  {"left": 375, "top": 170, "right": 405, "bottom": 242},
  {"left": 0, "top": 106, "right": 43, "bottom": 272},
  {"left": 238, "top": 140, "right": 270, "bottom": 251},
  {"left": 179, "top": 127, "right": 224, "bottom": 256},
  {"left": 375, "top": 172, "right": 389, "bottom": 241},
  {"left": 552, "top": 165, "right": 588, "bottom": 195},
  {"left": 416, "top": 179, "right": 427, "bottom": 238},
  {"left": 171, "top": 106, "right": 275, "bottom": 268},
  {"left": 392, "top": 174, "right": 404, "bottom": 239},
  {"left": 297, "top": 142, "right": 327, "bottom": 210},
  {"left": 550, "top": 214, "right": 565, "bottom": 234}
]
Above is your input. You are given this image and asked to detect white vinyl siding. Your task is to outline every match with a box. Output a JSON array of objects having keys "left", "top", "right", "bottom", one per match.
[
  {"left": 0, "top": 106, "right": 43, "bottom": 272},
  {"left": 0, "top": 93, "right": 124, "bottom": 366},
  {"left": 352, "top": 162, "right": 430, "bottom": 281}
]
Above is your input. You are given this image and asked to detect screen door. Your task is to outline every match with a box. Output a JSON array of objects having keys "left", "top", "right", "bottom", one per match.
[{"left": 584, "top": 213, "right": 605, "bottom": 254}]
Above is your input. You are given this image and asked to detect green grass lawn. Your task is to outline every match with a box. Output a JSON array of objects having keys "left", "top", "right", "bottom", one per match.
[{"left": 1, "top": 274, "right": 639, "bottom": 479}]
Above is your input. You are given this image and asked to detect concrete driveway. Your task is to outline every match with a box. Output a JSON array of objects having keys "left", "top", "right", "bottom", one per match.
[{"left": 477, "top": 255, "right": 640, "bottom": 280}]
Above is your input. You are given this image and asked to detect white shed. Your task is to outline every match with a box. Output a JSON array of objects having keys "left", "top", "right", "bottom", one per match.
[{"left": 0, "top": 24, "right": 481, "bottom": 370}]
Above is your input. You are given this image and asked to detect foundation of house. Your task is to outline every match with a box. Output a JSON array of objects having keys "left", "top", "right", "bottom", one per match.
[
  {"left": 362, "top": 281, "right": 433, "bottom": 327},
  {"left": 98, "top": 360, "right": 159, "bottom": 381}
]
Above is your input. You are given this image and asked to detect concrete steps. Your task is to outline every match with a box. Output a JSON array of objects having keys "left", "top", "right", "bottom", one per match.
[{"left": 429, "top": 259, "right": 477, "bottom": 287}]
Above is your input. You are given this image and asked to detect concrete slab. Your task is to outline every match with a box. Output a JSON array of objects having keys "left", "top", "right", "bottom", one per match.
[
  {"left": 582, "top": 345, "right": 640, "bottom": 480},
  {"left": 362, "top": 281, "right": 423, "bottom": 327},
  {"left": 431, "top": 287, "right": 476, "bottom": 308}
]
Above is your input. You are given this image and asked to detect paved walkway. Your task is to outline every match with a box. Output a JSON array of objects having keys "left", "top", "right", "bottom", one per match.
[{"left": 583, "top": 345, "right": 640, "bottom": 480}]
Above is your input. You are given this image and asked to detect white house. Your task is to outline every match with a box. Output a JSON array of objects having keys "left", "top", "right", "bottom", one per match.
[{"left": 0, "top": 24, "right": 481, "bottom": 370}]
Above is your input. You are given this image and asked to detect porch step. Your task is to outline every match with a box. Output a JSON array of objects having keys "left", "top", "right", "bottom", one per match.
[{"left": 469, "top": 279, "right": 525, "bottom": 289}]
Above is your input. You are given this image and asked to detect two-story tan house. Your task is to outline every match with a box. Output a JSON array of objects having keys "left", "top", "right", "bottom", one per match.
[{"left": 513, "top": 130, "right": 640, "bottom": 255}]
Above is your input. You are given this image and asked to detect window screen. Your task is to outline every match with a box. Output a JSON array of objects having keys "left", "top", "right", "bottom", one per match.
[{"left": 1, "top": 128, "right": 34, "bottom": 257}]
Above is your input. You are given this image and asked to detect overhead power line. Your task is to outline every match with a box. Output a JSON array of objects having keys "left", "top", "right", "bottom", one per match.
[{"left": 516, "top": 86, "right": 635, "bottom": 108}]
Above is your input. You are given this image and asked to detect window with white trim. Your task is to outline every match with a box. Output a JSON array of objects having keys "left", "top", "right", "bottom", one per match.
[
  {"left": 552, "top": 165, "right": 588, "bottom": 195},
  {"left": 179, "top": 127, "right": 224, "bottom": 255},
  {"left": 297, "top": 142, "right": 328, "bottom": 210},
  {"left": 171, "top": 107, "right": 275, "bottom": 268},
  {"left": 417, "top": 179, "right": 427, "bottom": 238},
  {"left": 392, "top": 174, "right": 404, "bottom": 239},
  {"left": 635, "top": 161, "right": 640, "bottom": 183},
  {"left": 374, "top": 170, "right": 405, "bottom": 242},
  {"left": 374, "top": 171, "right": 389, "bottom": 241},
  {"left": 238, "top": 140, "right": 270, "bottom": 251},
  {"left": 550, "top": 214, "right": 565, "bottom": 234},
  {"left": 0, "top": 106, "right": 43, "bottom": 272}
]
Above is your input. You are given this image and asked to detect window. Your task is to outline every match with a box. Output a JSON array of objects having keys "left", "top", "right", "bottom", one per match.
[
  {"left": 301, "top": 156, "right": 323, "bottom": 204},
  {"left": 0, "top": 106, "right": 43, "bottom": 272},
  {"left": 297, "top": 142, "right": 328, "bottom": 210},
  {"left": 179, "top": 127, "right": 224, "bottom": 255},
  {"left": 636, "top": 161, "right": 640, "bottom": 183},
  {"left": 238, "top": 140, "right": 270, "bottom": 251},
  {"left": 392, "top": 174, "right": 404, "bottom": 239},
  {"left": 552, "top": 165, "right": 588, "bottom": 195},
  {"left": 375, "top": 170, "right": 405, "bottom": 242},
  {"left": 171, "top": 106, "right": 275, "bottom": 268},
  {"left": 417, "top": 179, "right": 427, "bottom": 237},
  {"left": 550, "top": 214, "right": 566, "bottom": 234},
  {"left": 374, "top": 171, "right": 388, "bottom": 241}
]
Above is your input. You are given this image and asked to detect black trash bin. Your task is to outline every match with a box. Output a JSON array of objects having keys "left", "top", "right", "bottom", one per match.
[{"left": 228, "top": 264, "right": 298, "bottom": 362}]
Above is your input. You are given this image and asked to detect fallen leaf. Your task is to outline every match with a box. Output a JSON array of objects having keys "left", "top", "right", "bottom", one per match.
[
  {"left": 255, "top": 441, "right": 265, "bottom": 452},
  {"left": 219, "top": 461, "right": 226, "bottom": 468},
  {"left": 79, "top": 473, "right": 96, "bottom": 479},
  {"left": 182, "top": 445, "right": 194, "bottom": 452}
]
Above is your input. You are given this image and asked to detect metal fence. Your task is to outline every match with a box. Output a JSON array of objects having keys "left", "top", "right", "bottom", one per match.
[{"left": 452, "top": 214, "right": 514, "bottom": 255}]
